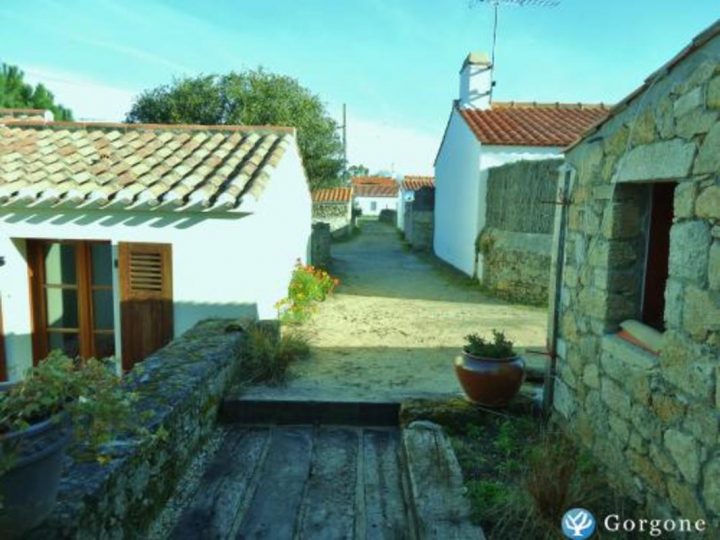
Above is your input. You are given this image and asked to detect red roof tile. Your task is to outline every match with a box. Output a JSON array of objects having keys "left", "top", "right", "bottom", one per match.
[
  {"left": 354, "top": 184, "right": 398, "bottom": 198},
  {"left": 402, "top": 176, "right": 435, "bottom": 191},
  {"left": 459, "top": 102, "right": 610, "bottom": 147},
  {"left": 351, "top": 175, "right": 397, "bottom": 187},
  {"left": 312, "top": 187, "right": 352, "bottom": 203}
]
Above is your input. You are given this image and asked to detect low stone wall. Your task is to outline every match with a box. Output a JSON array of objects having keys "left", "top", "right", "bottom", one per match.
[
  {"left": 29, "top": 320, "right": 244, "bottom": 539},
  {"left": 478, "top": 228, "right": 552, "bottom": 305},
  {"left": 312, "top": 203, "right": 351, "bottom": 236},
  {"left": 403, "top": 187, "right": 435, "bottom": 252},
  {"left": 479, "top": 158, "right": 560, "bottom": 304},
  {"left": 310, "top": 222, "right": 332, "bottom": 268}
]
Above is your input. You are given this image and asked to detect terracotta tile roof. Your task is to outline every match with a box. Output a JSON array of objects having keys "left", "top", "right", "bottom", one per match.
[
  {"left": 312, "top": 186, "right": 352, "bottom": 203},
  {"left": 0, "top": 120, "right": 297, "bottom": 212},
  {"left": 459, "top": 102, "right": 610, "bottom": 147},
  {"left": 354, "top": 184, "right": 398, "bottom": 198},
  {"left": 351, "top": 175, "right": 397, "bottom": 188},
  {"left": 0, "top": 108, "right": 49, "bottom": 121},
  {"left": 402, "top": 175, "right": 435, "bottom": 191}
]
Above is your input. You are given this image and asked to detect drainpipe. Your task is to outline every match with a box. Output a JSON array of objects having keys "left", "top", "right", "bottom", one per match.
[{"left": 542, "top": 164, "right": 575, "bottom": 415}]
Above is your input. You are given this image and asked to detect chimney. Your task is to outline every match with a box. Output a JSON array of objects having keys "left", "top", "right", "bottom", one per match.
[{"left": 458, "top": 52, "right": 493, "bottom": 109}]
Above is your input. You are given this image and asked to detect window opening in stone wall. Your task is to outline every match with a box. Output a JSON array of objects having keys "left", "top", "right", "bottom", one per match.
[{"left": 641, "top": 182, "right": 676, "bottom": 331}]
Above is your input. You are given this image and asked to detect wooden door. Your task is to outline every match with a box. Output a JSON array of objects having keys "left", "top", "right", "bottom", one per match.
[
  {"left": 642, "top": 183, "right": 675, "bottom": 331},
  {"left": 118, "top": 242, "right": 174, "bottom": 372},
  {"left": 27, "top": 240, "right": 115, "bottom": 364}
]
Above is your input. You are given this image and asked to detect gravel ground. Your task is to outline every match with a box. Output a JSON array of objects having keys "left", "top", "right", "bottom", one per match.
[{"left": 241, "top": 220, "right": 548, "bottom": 402}]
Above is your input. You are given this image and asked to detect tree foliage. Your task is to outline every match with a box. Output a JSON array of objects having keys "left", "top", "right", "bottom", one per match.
[
  {"left": 0, "top": 63, "right": 73, "bottom": 120},
  {"left": 126, "top": 69, "right": 344, "bottom": 189}
]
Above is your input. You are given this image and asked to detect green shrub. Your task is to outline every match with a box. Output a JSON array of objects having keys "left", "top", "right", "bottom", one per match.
[
  {"left": 238, "top": 324, "right": 310, "bottom": 386},
  {"left": 0, "top": 352, "right": 143, "bottom": 468},
  {"left": 275, "top": 260, "right": 339, "bottom": 323},
  {"left": 463, "top": 330, "right": 515, "bottom": 358}
]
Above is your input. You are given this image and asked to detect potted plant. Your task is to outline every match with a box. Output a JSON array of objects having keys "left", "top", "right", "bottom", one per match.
[
  {"left": 0, "top": 352, "right": 139, "bottom": 538},
  {"left": 454, "top": 330, "right": 525, "bottom": 407}
]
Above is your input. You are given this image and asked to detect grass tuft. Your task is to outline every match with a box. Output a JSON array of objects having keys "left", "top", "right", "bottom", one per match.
[{"left": 238, "top": 324, "right": 310, "bottom": 386}]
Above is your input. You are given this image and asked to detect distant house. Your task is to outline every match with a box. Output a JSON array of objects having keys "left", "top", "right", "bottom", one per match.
[
  {"left": 352, "top": 176, "right": 399, "bottom": 216},
  {"left": 0, "top": 116, "right": 311, "bottom": 380},
  {"left": 397, "top": 175, "right": 434, "bottom": 231},
  {"left": 434, "top": 52, "right": 608, "bottom": 276},
  {"left": 311, "top": 186, "right": 353, "bottom": 236}
]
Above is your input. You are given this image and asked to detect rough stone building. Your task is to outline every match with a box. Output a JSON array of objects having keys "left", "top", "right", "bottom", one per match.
[
  {"left": 403, "top": 186, "right": 435, "bottom": 251},
  {"left": 397, "top": 175, "right": 434, "bottom": 231},
  {"left": 551, "top": 21, "right": 720, "bottom": 522},
  {"left": 311, "top": 186, "right": 353, "bottom": 236}
]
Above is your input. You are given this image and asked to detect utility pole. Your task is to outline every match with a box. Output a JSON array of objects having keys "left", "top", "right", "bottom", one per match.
[{"left": 342, "top": 103, "right": 347, "bottom": 181}]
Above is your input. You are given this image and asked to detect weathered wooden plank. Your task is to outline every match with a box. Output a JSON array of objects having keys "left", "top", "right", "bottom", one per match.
[
  {"left": 235, "top": 426, "right": 313, "bottom": 539},
  {"left": 402, "top": 421, "right": 485, "bottom": 539},
  {"left": 296, "top": 427, "right": 359, "bottom": 540},
  {"left": 362, "top": 428, "right": 411, "bottom": 539},
  {"left": 170, "top": 427, "right": 270, "bottom": 540}
]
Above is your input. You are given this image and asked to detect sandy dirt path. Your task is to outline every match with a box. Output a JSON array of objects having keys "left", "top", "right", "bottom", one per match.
[{"left": 243, "top": 220, "right": 548, "bottom": 402}]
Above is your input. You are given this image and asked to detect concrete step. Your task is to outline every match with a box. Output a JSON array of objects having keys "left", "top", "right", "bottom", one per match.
[
  {"left": 221, "top": 398, "right": 400, "bottom": 427},
  {"left": 401, "top": 422, "right": 485, "bottom": 539}
]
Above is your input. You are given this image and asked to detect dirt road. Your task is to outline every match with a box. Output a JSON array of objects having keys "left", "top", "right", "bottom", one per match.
[{"left": 244, "top": 220, "right": 548, "bottom": 402}]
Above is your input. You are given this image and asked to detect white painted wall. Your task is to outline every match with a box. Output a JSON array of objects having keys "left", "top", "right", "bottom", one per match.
[
  {"left": 434, "top": 109, "right": 482, "bottom": 276},
  {"left": 0, "top": 143, "right": 311, "bottom": 380},
  {"left": 434, "top": 108, "right": 562, "bottom": 276},
  {"left": 354, "top": 196, "right": 397, "bottom": 217},
  {"left": 396, "top": 189, "right": 414, "bottom": 230}
]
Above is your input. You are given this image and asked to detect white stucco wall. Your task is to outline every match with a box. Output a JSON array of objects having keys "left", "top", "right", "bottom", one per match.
[
  {"left": 354, "top": 196, "right": 397, "bottom": 217},
  {"left": 434, "top": 107, "right": 562, "bottom": 276},
  {"left": 396, "top": 190, "right": 413, "bottom": 230},
  {"left": 0, "top": 143, "right": 311, "bottom": 380},
  {"left": 434, "top": 109, "right": 482, "bottom": 276}
]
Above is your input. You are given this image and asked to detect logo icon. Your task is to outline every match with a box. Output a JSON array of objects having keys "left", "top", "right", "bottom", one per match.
[{"left": 561, "top": 508, "right": 596, "bottom": 539}]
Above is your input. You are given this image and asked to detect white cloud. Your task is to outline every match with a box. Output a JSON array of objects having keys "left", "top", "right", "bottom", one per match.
[{"left": 22, "top": 66, "right": 138, "bottom": 121}]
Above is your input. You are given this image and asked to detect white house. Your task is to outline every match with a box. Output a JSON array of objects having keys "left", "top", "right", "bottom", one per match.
[
  {"left": 311, "top": 186, "right": 353, "bottom": 235},
  {"left": 433, "top": 52, "right": 608, "bottom": 276},
  {"left": 0, "top": 115, "right": 312, "bottom": 380},
  {"left": 397, "top": 175, "right": 434, "bottom": 231},
  {"left": 352, "top": 176, "right": 398, "bottom": 217}
]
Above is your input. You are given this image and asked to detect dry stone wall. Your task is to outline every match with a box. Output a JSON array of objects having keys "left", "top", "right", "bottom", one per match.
[
  {"left": 479, "top": 158, "right": 561, "bottom": 304},
  {"left": 554, "top": 35, "right": 720, "bottom": 525},
  {"left": 312, "top": 203, "right": 352, "bottom": 237},
  {"left": 28, "top": 320, "right": 244, "bottom": 539}
]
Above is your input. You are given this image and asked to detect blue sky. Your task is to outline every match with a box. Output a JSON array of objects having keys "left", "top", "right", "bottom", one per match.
[{"left": 2, "top": 0, "right": 718, "bottom": 174}]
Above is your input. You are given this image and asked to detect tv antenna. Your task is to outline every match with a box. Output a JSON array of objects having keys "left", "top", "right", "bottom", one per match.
[{"left": 471, "top": 0, "right": 561, "bottom": 94}]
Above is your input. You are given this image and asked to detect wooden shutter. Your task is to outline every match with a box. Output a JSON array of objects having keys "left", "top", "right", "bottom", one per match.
[{"left": 118, "top": 242, "right": 173, "bottom": 372}]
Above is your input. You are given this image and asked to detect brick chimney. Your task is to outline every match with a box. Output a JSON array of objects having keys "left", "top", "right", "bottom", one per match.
[{"left": 458, "top": 52, "right": 493, "bottom": 110}]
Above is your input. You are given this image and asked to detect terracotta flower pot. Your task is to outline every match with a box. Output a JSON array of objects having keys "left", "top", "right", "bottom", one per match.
[{"left": 454, "top": 352, "right": 525, "bottom": 407}]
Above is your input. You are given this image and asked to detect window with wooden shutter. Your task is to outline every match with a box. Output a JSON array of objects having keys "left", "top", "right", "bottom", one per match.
[{"left": 118, "top": 242, "right": 173, "bottom": 371}]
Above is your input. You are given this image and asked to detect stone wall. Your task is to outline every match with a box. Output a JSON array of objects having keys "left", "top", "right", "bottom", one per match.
[
  {"left": 312, "top": 202, "right": 352, "bottom": 237},
  {"left": 310, "top": 222, "right": 332, "bottom": 268},
  {"left": 478, "top": 158, "right": 561, "bottom": 304},
  {"left": 29, "top": 320, "right": 244, "bottom": 539},
  {"left": 553, "top": 32, "right": 720, "bottom": 525},
  {"left": 403, "top": 187, "right": 434, "bottom": 251}
]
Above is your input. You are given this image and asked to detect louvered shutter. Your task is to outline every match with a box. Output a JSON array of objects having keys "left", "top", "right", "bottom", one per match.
[{"left": 118, "top": 242, "right": 173, "bottom": 371}]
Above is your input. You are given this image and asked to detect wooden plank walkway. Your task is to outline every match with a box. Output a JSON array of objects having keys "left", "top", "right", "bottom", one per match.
[{"left": 170, "top": 426, "right": 415, "bottom": 540}]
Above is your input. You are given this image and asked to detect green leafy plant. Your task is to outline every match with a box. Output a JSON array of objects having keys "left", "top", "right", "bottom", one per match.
[
  {"left": 238, "top": 324, "right": 310, "bottom": 386},
  {"left": 463, "top": 330, "right": 515, "bottom": 358},
  {"left": 275, "top": 260, "right": 339, "bottom": 323},
  {"left": 0, "top": 351, "right": 142, "bottom": 472}
]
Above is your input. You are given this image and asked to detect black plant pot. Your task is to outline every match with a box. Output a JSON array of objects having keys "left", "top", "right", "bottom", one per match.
[{"left": 0, "top": 412, "right": 71, "bottom": 539}]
